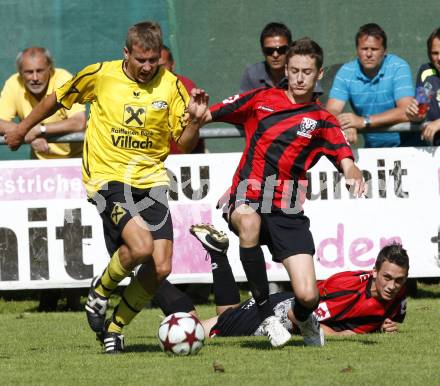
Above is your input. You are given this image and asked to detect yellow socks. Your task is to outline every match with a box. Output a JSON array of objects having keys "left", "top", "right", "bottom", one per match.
[
  {"left": 108, "top": 277, "right": 152, "bottom": 334},
  {"left": 95, "top": 250, "right": 131, "bottom": 298}
]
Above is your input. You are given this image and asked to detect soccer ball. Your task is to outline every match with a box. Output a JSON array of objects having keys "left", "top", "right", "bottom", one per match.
[{"left": 157, "top": 312, "right": 205, "bottom": 356}]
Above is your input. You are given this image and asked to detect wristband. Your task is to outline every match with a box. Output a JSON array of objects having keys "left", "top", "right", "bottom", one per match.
[{"left": 363, "top": 116, "right": 371, "bottom": 129}]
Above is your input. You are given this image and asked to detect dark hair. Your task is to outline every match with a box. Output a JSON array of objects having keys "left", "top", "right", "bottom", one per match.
[
  {"left": 286, "top": 37, "right": 324, "bottom": 69},
  {"left": 260, "top": 22, "right": 292, "bottom": 48},
  {"left": 374, "top": 243, "right": 409, "bottom": 272},
  {"left": 427, "top": 27, "right": 440, "bottom": 62},
  {"left": 125, "top": 21, "right": 162, "bottom": 53},
  {"left": 161, "top": 45, "right": 174, "bottom": 63},
  {"left": 355, "top": 23, "right": 387, "bottom": 49}
]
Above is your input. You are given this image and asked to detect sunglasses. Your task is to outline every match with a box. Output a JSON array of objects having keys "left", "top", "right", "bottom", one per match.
[{"left": 262, "top": 45, "right": 289, "bottom": 56}]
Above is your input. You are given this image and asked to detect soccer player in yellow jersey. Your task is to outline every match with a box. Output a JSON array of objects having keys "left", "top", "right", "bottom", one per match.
[
  {"left": 0, "top": 47, "right": 86, "bottom": 159},
  {"left": 4, "top": 21, "right": 209, "bottom": 354}
]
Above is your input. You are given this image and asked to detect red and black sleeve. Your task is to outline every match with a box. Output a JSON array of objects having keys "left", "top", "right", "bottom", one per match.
[
  {"left": 210, "top": 88, "right": 264, "bottom": 126},
  {"left": 314, "top": 111, "right": 354, "bottom": 171}
]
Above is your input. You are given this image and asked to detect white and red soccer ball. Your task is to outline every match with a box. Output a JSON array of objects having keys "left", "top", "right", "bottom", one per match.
[{"left": 157, "top": 312, "right": 205, "bottom": 356}]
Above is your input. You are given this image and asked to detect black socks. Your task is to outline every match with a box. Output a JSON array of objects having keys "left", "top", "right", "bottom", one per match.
[
  {"left": 239, "top": 245, "right": 273, "bottom": 320},
  {"left": 210, "top": 250, "right": 240, "bottom": 306}
]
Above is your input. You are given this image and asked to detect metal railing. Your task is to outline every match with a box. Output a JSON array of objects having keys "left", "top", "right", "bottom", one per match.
[{"left": 0, "top": 122, "right": 423, "bottom": 144}]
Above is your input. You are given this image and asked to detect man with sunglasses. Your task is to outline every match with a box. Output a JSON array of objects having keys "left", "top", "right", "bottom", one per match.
[
  {"left": 240, "top": 22, "right": 322, "bottom": 95},
  {"left": 240, "top": 22, "right": 292, "bottom": 92}
]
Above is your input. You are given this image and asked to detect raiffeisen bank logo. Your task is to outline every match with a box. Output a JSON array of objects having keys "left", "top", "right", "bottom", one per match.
[{"left": 124, "top": 104, "right": 147, "bottom": 128}]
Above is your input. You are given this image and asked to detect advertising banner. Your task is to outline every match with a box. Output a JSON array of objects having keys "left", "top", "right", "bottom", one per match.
[{"left": 0, "top": 147, "right": 439, "bottom": 289}]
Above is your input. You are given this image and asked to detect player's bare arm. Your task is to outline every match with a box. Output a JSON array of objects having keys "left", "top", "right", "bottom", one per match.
[
  {"left": 319, "top": 324, "right": 357, "bottom": 336},
  {"left": 196, "top": 93, "right": 213, "bottom": 126},
  {"left": 176, "top": 88, "right": 209, "bottom": 153},
  {"left": 202, "top": 109, "right": 213, "bottom": 125},
  {"left": 340, "top": 158, "right": 366, "bottom": 197},
  {"left": 4, "top": 92, "right": 59, "bottom": 150}
]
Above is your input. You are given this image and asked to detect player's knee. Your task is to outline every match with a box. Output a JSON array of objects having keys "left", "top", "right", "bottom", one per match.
[
  {"left": 152, "top": 242, "right": 173, "bottom": 280},
  {"left": 155, "top": 261, "right": 172, "bottom": 281},
  {"left": 236, "top": 214, "right": 260, "bottom": 243},
  {"left": 128, "top": 240, "right": 154, "bottom": 265},
  {"left": 294, "top": 288, "right": 319, "bottom": 308}
]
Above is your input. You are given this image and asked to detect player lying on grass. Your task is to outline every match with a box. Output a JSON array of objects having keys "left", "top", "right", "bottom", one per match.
[{"left": 153, "top": 224, "right": 408, "bottom": 341}]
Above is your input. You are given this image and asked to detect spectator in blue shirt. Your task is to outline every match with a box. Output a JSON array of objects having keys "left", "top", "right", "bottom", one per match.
[
  {"left": 405, "top": 27, "right": 440, "bottom": 145},
  {"left": 326, "top": 23, "right": 416, "bottom": 148}
]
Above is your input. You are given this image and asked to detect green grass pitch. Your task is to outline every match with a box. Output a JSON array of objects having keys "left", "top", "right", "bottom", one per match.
[{"left": 1, "top": 283, "right": 440, "bottom": 385}]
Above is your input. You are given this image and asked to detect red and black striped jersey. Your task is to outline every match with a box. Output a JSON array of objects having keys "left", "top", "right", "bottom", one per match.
[
  {"left": 314, "top": 270, "right": 407, "bottom": 334},
  {"left": 210, "top": 88, "right": 353, "bottom": 211}
]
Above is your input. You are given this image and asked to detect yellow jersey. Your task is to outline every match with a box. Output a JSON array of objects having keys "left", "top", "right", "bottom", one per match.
[
  {"left": 0, "top": 68, "right": 85, "bottom": 159},
  {"left": 55, "top": 60, "right": 190, "bottom": 196}
]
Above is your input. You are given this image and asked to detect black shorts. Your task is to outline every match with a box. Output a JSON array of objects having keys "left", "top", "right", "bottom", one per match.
[
  {"left": 226, "top": 205, "right": 315, "bottom": 262},
  {"left": 210, "top": 300, "right": 262, "bottom": 337},
  {"left": 89, "top": 181, "right": 173, "bottom": 256},
  {"left": 210, "top": 292, "right": 294, "bottom": 337}
]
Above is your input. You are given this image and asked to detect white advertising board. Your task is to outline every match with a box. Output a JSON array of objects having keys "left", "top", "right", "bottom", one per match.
[{"left": 0, "top": 146, "right": 439, "bottom": 289}]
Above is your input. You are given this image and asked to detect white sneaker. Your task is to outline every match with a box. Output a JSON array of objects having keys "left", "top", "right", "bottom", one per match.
[
  {"left": 268, "top": 282, "right": 284, "bottom": 294},
  {"left": 261, "top": 316, "right": 291, "bottom": 348},
  {"left": 296, "top": 314, "right": 325, "bottom": 347}
]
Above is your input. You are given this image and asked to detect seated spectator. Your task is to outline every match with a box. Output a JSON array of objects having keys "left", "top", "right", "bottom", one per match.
[
  {"left": 0, "top": 47, "right": 86, "bottom": 311},
  {"left": 159, "top": 45, "right": 206, "bottom": 154},
  {"left": 239, "top": 22, "right": 322, "bottom": 95},
  {"left": 240, "top": 22, "right": 292, "bottom": 92},
  {"left": 0, "top": 47, "right": 86, "bottom": 158},
  {"left": 405, "top": 27, "right": 440, "bottom": 145},
  {"left": 154, "top": 224, "right": 409, "bottom": 340},
  {"left": 326, "top": 23, "right": 419, "bottom": 147}
]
